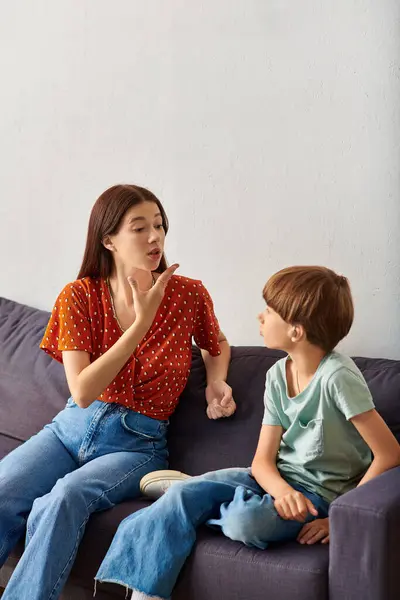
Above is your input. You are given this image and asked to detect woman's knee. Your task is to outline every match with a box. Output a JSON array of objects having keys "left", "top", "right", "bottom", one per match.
[
  {"left": 30, "top": 477, "right": 83, "bottom": 519},
  {"left": 0, "top": 472, "right": 34, "bottom": 520}
]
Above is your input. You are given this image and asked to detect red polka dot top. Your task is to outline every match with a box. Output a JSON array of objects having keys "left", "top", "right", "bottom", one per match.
[{"left": 40, "top": 275, "right": 221, "bottom": 419}]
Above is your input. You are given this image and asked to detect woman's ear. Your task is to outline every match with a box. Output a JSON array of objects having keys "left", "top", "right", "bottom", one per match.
[{"left": 102, "top": 235, "right": 114, "bottom": 252}]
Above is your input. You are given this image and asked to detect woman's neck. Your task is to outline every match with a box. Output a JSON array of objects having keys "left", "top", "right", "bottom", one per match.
[{"left": 108, "top": 267, "right": 154, "bottom": 307}]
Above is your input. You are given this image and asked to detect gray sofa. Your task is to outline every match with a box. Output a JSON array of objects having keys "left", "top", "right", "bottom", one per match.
[{"left": 1, "top": 295, "right": 399, "bottom": 600}]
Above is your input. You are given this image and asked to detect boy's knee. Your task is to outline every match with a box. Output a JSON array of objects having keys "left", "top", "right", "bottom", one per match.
[
  {"left": 221, "top": 514, "right": 256, "bottom": 545},
  {"left": 218, "top": 498, "right": 278, "bottom": 548},
  {"left": 221, "top": 509, "right": 271, "bottom": 547}
]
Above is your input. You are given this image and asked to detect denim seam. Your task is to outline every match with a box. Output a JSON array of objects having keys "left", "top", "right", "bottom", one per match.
[
  {"left": 26, "top": 519, "right": 33, "bottom": 543},
  {"left": 48, "top": 514, "right": 91, "bottom": 600},
  {"left": 47, "top": 452, "right": 158, "bottom": 600},
  {"left": 77, "top": 402, "right": 110, "bottom": 465},
  {"left": 86, "top": 452, "right": 158, "bottom": 512}
]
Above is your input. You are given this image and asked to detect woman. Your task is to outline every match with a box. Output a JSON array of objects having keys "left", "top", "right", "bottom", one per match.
[{"left": 0, "top": 184, "right": 236, "bottom": 600}]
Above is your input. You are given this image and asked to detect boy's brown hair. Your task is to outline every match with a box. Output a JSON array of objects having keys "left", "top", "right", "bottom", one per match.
[{"left": 263, "top": 266, "right": 354, "bottom": 352}]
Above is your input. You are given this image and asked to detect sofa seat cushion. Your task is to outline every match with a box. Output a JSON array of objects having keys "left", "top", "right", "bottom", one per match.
[
  {"left": 4, "top": 495, "right": 328, "bottom": 600},
  {"left": 173, "top": 528, "right": 329, "bottom": 600},
  {"left": 0, "top": 434, "right": 22, "bottom": 460}
]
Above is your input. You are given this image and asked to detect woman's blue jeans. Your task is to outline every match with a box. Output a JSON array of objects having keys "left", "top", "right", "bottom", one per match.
[{"left": 0, "top": 398, "right": 168, "bottom": 600}]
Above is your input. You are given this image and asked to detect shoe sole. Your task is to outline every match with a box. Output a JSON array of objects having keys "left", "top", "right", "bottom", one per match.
[{"left": 140, "top": 470, "right": 191, "bottom": 495}]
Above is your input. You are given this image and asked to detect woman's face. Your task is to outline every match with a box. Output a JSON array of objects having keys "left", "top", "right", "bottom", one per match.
[{"left": 106, "top": 201, "right": 166, "bottom": 272}]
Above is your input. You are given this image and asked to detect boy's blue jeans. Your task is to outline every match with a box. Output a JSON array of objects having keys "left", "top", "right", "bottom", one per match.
[
  {"left": 96, "top": 467, "right": 329, "bottom": 600},
  {"left": 0, "top": 398, "right": 168, "bottom": 600}
]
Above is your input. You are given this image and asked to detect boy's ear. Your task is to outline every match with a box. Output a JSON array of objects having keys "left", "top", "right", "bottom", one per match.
[{"left": 290, "top": 324, "right": 306, "bottom": 343}]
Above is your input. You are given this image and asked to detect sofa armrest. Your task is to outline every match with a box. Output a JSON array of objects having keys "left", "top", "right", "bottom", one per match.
[{"left": 329, "top": 466, "right": 400, "bottom": 600}]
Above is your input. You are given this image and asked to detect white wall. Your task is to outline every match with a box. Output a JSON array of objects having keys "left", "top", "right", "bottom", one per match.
[{"left": 1, "top": 1, "right": 399, "bottom": 358}]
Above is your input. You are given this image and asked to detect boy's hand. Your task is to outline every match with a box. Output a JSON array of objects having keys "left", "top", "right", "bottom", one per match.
[
  {"left": 206, "top": 381, "right": 236, "bottom": 419},
  {"left": 274, "top": 490, "right": 319, "bottom": 522},
  {"left": 297, "top": 517, "right": 330, "bottom": 544}
]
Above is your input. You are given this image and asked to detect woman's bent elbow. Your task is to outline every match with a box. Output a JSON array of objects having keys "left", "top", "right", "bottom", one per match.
[{"left": 70, "top": 389, "right": 95, "bottom": 409}]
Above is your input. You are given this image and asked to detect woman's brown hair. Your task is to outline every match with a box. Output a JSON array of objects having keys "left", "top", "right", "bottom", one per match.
[
  {"left": 77, "top": 184, "right": 169, "bottom": 279},
  {"left": 263, "top": 266, "right": 354, "bottom": 352}
]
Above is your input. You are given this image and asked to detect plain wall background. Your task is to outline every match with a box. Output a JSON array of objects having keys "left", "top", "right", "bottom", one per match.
[{"left": 1, "top": 1, "right": 399, "bottom": 358}]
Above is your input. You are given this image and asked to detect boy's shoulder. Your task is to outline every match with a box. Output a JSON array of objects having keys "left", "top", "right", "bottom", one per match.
[
  {"left": 322, "top": 353, "right": 374, "bottom": 418},
  {"left": 265, "top": 352, "right": 365, "bottom": 389},
  {"left": 322, "top": 352, "right": 365, "bottom": 384},
  {"left": 265, "top": 352, "right": 366, "bottom": 388}
]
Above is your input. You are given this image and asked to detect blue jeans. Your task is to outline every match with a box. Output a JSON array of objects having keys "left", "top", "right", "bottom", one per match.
[
  {"left": 0, "top": 399, "right": 168, "bottom": 600},
  {"left": 95, "top": 467, "right": 329, "bottom": 599}
]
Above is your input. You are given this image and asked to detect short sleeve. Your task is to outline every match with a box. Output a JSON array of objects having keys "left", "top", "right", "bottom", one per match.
[
  {"left": 40, "top": 282, "right": 93, "bottom": 363},
  {"left": 193, "top": 282, "right": 221, "bottom": 356},
  {"left": 262, "top": 370, "right": 283, "bottom": 426},
  {"left": 329, "top": 367, "right": 375, "bottom": 420}
]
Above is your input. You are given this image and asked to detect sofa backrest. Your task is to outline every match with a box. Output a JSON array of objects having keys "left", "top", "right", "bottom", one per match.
[
  {"left": 168, "top": 348, "right": 400, "bottom": 474},
  {"left": 0, "top": 297, "right": 69, "bottom": 446},
  {"left": 1, "top": 297, "right": 399, "bottom": 473}
]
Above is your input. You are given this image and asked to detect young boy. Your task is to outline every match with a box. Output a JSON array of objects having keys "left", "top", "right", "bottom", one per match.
[{"left": 95, "top": 266, "right": 400, "bottom": 600}]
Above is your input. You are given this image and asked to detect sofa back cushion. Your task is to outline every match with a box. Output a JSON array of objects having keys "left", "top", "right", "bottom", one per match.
[
  {"left": 0, "top": 297, "right": 68, "bottom": 444},
  {"left": 167, "top": 348, "right": 400, "bottom": 474},
  {"left": 1, "top": 297, "right": 399, "bottom": 474}
]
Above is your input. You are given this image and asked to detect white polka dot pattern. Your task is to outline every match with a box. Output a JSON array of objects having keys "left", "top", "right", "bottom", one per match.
[{"left": 40, "top": 275, "right": 221, "bottom": 419}]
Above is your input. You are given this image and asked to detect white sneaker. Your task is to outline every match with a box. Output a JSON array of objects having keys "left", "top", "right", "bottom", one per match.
[{"left": 140, "top": 470, "right": 192, "bottom": 500}]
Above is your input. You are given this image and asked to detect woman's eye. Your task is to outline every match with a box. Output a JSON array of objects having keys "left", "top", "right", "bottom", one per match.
[
  {"left": 155, "top": 224, "right": 164, "bottom": 230},
  {"left": 134, "top": 228, "right": 145, "bottom": 233}
]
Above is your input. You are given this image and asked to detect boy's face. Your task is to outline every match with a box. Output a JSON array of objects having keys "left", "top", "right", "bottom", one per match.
[{"left": 258, "top": 306, "right": 292, "bottom": 351}]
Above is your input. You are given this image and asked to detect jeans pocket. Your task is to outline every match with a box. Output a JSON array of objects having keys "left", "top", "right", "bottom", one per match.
[{"left": 120, "top": 410, "right": 168, "bottom": 443}]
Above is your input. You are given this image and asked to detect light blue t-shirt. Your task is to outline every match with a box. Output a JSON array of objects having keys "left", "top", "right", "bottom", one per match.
[{"left": 263, "top": 352, "right": 375, "bottom": 502}]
